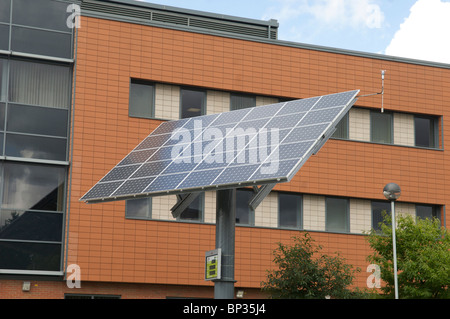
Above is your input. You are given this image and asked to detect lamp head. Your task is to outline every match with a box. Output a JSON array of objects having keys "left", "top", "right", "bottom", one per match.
[{"left": 383, "top": 183, "right": 401, "bottom": 201}]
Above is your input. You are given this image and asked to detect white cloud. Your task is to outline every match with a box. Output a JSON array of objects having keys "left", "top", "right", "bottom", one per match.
[
  {"left": 265, "top": 0, "right": 384, "bottom": 29},
  {"left": 385, "top": 0, "right": 450, "bottom": 64}
]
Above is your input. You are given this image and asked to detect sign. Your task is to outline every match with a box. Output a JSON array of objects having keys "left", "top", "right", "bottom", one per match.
[{"left": 205, "top": 249, "right": 221, "bottom": 281}]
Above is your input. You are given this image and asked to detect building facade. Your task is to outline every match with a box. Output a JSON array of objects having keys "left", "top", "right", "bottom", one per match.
[{"left": 0, "top": 0, "right": 449, "bottom": 299}]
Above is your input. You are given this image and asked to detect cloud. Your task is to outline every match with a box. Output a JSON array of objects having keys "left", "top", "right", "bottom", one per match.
[
  {"left": 265, "top": 0, "right": 385, "bottom": 29},
  {"left": 385, "top": 0, "right": 450, "bottom": 64}
]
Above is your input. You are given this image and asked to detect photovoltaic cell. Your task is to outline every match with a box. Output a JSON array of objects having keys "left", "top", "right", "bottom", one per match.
[{"left": 81, "top": 90, "right": 359, "bottom": 203}]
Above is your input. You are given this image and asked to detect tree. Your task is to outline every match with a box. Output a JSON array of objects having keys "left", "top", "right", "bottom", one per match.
[
  {"left": 367, "top": 213, "right": 450, "bottom": 299},
  {"left": 261, "top": 233, "right": 361, "bottom": 299}
]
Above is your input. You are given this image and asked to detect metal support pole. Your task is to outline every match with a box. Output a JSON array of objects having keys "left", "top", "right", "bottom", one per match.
[
  {"left": 391, "top": 200, "right": 399, "bottom": 299},
  {"left": 214, "top": 188, "right": 236, "bottom": 299}
]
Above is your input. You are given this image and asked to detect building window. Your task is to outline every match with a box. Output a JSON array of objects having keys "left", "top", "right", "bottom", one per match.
[
  {"left": 6, "top": 0, "right": 73, "bottom": 59},
  {"left": 180, "top": 88, "right": 205, "bottom": 118},
  {"left": 371, "top": 111, "right": 392, "bottom": 144},
  {"left": 371, "top": 201, "right": 391, "bottom": 231},
  {"left": 325, "top": 197, "right": 349, "bottom": 233},
  {"left": 235, "top": 188, "right": 254, "bottom": 225},
  {"left": 0, "top": 162, "right": 66, "bottom": 272},
  {"left": 414, "top": 116, "right": 438, "bottom": 148},
  {"left": 178, "top": 193, "right": 204, "bottom": 222},
  {"left": 1, "top": 59, "right": 70, "bottom": 161},
  {"left": 129, "top": 79, "right": 155, "bottom": 119},
  {"left": 278, "top": 192, "right": 302, "bottom": 229},
  {"left": 126, "top": 198, "right": 152, "bottom": 219},
  {"left": 332, "top": 112, "right": 349, "bottom": 139},
  {"left": 230, "top": 93, "right": 256, "bottom": 110},
  {"left": 416, "top": 205, "right": 440, "bottom": 222}
]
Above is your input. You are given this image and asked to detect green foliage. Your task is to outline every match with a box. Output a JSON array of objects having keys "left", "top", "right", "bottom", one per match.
[
  {"left": 261, "top": 233, "right": 362, "bottom": 299},
  {"left": 367, "top": 213, "right": 450, "bottom": 299}
]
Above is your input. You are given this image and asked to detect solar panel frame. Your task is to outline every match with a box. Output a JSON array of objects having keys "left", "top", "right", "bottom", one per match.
[{"left": 81, "top": 90, "right": 359, "bottom": 203}]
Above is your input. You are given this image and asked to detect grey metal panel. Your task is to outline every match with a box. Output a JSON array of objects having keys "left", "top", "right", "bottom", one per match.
[{"left": 81, "top": 90, "right": 359, "bottom": 203}]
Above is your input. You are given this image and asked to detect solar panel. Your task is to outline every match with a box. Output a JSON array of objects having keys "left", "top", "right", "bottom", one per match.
[{"left": 81, "top": 90, "right": 359, "bottom": 203}]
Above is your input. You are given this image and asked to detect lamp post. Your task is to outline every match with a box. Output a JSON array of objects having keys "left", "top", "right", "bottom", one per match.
[{"left": 383, "top": 183, "right": 401, "bottom": 299}]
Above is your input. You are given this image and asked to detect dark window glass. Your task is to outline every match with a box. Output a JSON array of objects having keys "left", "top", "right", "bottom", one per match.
[
  {"left": 12, "top": 0, "right": 70, "bottom": 31},
  {"left": 416, "top": 205, "right": 440, "bottom": 222},
  {"left": 372, "top": 201, "right": 391, "bottom": 231},
  {"left": 0, "top": 24, "right": 9, "bottom": 51},
  {"left": 129, "top": 79, "right": 154, "bottom": 119},
  {"left": 279, "top": 192, "right": 302, "bottom": 228},
  {"left": 332, "top": 112, "right": 349, "bottom": 139},
  {"left": 0, "top": 59, "right": 6, "bottom": 101},
  {"left": 0, "top": 132, "right": 3, "bottom": 155},
  {"left": 179, "top": 193, "right": 204, "bottom": 221},
  {"left": 326, "top": 197, "right": 349, "bottom": 232},
  {"left": 371, "top": 111, "right": 392, "bottom": 144},
  {"left": 7, "top": 104, "right": 68, "bottom": 137},
  {"left": 0, "top": 210, "right": 63, "bottom": 241},
  {"left": 415, "top": 116, "right": 437, "bottom": 148},
  {"left": 230, "top": 93, "right": 256, "bottom": 110},
  {"left": 0, "top": 103, "right": 5, "bottom": 130},
  {"left": 180, "top": 88, "right": 205, "bottom": 118},
  {"left": 9, "top": 60, "right": 71, "bottom": 108},
  {"left": 236, "top": 188, "right": 254, "bottom": 225},
  {"left": 2, "top": 162, "right": 66, "bottom": 211},
  {"left": 0, "top": 241, "right": 61, "bottom": 271},
  {"left": 126, "top": 198, "right": 151, "bottom": 218},
  {"left": 11, "top": 26, "right": 72, "bottom": 59},
  {"left": 0, "top": 0, "right": 10, "bottom": 23},
  {"left": 5, "top": 133, "right": 67, "bottom": 161}
]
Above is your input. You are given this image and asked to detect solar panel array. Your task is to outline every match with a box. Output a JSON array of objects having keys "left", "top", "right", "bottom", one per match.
[{"left": 81, "top": 90, "right": 359, "bottom": 203}]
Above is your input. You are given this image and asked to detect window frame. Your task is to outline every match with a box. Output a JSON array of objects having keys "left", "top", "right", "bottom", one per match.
[
  {"left": 325, "top": 197, "right": 349, "bottom": 233},
  {"left": 128, "top": 78, "right": 155, "bottom": 119},
  {"left": 370, "top": 110, "right": 393, "bottom": 144},
  {"left": 125, "top": 197, "right": 152, "bottom": 219},
  {"left": 235, "top": 188, "right": 255, "bottom": 226},
  {"left": 230, "top": 92, "right": 256, "bottom": 111},
  {"left": 177, "top": 192, "right": 205, "bottom": 222},
  {"left": 180, "top": 87, "right": 206, "bottom": 119},
  {"left": 414, "top": 115, "right": 439, "bottom": 149},
  {"left": 278, "top": 192, "right": 303, "bottom": 229}
]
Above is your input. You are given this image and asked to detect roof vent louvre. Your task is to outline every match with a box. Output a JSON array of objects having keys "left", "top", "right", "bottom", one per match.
[{"left": 81, "top": 0, "right": 278, "bottom": 40}]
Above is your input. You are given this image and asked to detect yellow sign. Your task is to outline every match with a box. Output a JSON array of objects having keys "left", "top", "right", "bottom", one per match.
[{"left": 205, "top": 249, "right": 221, "bottom": 281}]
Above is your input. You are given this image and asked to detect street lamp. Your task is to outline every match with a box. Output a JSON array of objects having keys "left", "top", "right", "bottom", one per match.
[{"left": 383, "top": 183, "right": 400, "bottom": 299}]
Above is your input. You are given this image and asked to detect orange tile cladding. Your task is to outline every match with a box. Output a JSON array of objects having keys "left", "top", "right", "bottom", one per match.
[{"left": 67, "top": 16, "right": 450, "bottom": 290}]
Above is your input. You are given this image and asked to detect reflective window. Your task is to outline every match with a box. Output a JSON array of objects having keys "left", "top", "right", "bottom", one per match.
[
  {"left": 1, "top": 162, "right": 66, "bottom": 211},
  {"left": 0, "top": 102, "right": 4, "bottom": 130},
  {"left": 230, "top": 93, "right": 256, "bottom": 110},
  {"left": 326, "top": 197, "right": 349, "bottom": 232},
  {"left": 9, "top": 60, "right": 71, "bottom": 108},
  {"left": 7, "top": 104, "right": 68, "bottom": 137},
  {"left": 415, "top": 116, "right": 437, "bottom": 148},
  {"left": 372, "top": 201, "right": 391, "bottom": 231},
  {"left": 0, "top": 241, "right": 61, "bottom": 271},
  {"left": 179, "top": 193, "right": 204, "bottom": 221},
  {"left": 0, "top": 0, "right": 10, "bottom": 23},
  {"left": 371, "top": 111, "right": 392, "bottom": 144},
  {"left": 0, "top": 210, "right": 63, "bottom": 241},
  {"left": 235, "top": 188, "right": 254, "bottom": 225},
  {"left": 278, "top": 192, "right": 302, "bottom": 228},
  {"left": 12, "top": 0, "right": 70, "bottom": 31},
  {"left": 0, "top": 59, "right": 6, "bottom": 101},
  {"left": 129, "top": 79, "right": 154, "bottom": 119},
  {"left": 5, "top": 133, "right": 67, "bottom": 161},
  {"left": 0, "top": 24, "right": 9, "bottom": 51},
  {"left": 416, "top": 205, "right": 440, "bottom": 222},
  {"left": 332, "top": 112, "right": 349, "bottom": 139},
  {"left": 180, "top": 88, "right": 205, "bottom": 118},
  {"left": 126, "top": 198, "right": 152, "bottom": 219}
]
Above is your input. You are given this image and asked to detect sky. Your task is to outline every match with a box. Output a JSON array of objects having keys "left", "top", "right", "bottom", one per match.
[{"left": 136, "top": 0, "right": 450, "bottom": 65}]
